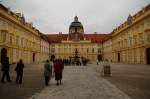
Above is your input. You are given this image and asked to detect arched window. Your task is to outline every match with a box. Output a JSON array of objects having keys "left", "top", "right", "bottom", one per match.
[{"left": 92, "top": 48, "right": 94, "bottom": 53}]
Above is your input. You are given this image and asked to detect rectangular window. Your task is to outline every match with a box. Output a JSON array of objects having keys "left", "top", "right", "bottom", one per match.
[
  {"left": 81, "top": 48, "right": 83, "bottom": 52},
  {"left": 16, "top": 49, "right": 19, "bottom": 60},
  {"left": 147, "top": 33, "right": 150, "bottom": 43},
  {"left": 58, "top": 48, "right": 60, "bottom": 52},
  {"left": 125, "top": 39, "right": 127, "bottom": 47},
  {"left": 121, "top": 40, "right": 123, "bottom": 48},
  {"left": 16, "top": 36, "right": 19, "bottom": 46},
  {"left": 139, "top": 33, "right": 143, "bottom": 44},
  {"left": 10, "top": 34, "right": 13, "bottom": 45},
  {"left": 128, "top": 37, "right": 132, "bottom": 46},
  {"left": 92, "top": 48, "right": 94, "bottom": 53},
  {"left": 1, "top": 31, "right": 6, "bottom": 43},
  {"left": 26, "top": 39, "right": 28, "bottom": 47},
  {"left": 29, "top": 41, "right": 31, "bottom": 47},
  {"left": 133, "top": 35, "right": 137, "bottom": 44},
  {"left": 51, "top": 45, "right": 55, "bottom": 47},
  {"left": 87, "top": 48, "right": 89, "bottom": 53},
  {"left": 51, "top": 48, "right": 55, "bottom": 53},
  {"left": 21, "top": 38, "right": 23, "bottom": 47},
  {"left": 98, "top": 48, "right": 101, "bottom": 53},
  {"left": 118, "top": 41, "right": 120, "bottom": 48}
]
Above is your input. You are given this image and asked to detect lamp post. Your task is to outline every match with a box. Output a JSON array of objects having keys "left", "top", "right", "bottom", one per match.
[{"left": 75, "top": 48, "right": 78, "bottom": 59}]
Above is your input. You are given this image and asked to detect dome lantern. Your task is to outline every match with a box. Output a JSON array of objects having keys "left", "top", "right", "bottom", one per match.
[{"left": 74, "top": 16, "right": 78, "bottom": 22}]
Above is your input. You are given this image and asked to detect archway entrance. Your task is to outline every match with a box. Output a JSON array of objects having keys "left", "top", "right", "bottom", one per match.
[
  {"left": 118, "top": 53, "right": 120, "bottom": 62},
  {"left": 146, "top": 48, "right": 150, "bottom": 64},
  {"left": 97, "top": 55, "right": 102, "bottom": 61},
  {"left": 33, "top": 53, "right": 35, "bottom": 62},
  {"left": 1, "top": 48, "right": 7, "bottom": 62},
  {"left": 51, "top": 54, "right": 55, "bottom": 60}
]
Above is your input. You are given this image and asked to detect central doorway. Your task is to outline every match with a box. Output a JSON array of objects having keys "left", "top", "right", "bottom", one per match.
[
  {"left": 33, "top": 53, "right": 35, "bottom": 62},
  {"left": 97, "top": 55, "right": 102, "bottom": 61},
  {"left": 51, "top": 54, "right": 55, "bottom": 60}
]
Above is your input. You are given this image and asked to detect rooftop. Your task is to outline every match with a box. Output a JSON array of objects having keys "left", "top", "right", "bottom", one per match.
[{"left": 47, "top": 33, "right": 109, "bottom": 43}]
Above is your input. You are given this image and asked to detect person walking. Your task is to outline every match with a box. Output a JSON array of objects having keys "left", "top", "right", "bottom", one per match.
[
  {"left": 54, "top": 59, "right": 64, "bottom": 85},
  {"left": 44, "top": 60, "right": 52, "bottom": 86},
  {"left": 15, "top": 59, "right": 24, "bottom": 84},
  {"left": 1, "top": 57, "right": 11, "bottom": 83},
  {"left": 49, "top": 59, "right": 54, "bottom": 77}
]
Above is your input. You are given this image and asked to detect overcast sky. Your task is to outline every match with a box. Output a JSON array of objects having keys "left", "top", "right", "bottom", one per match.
[{"left": 2, "top": 0, "right": 150, "bottom": 34}]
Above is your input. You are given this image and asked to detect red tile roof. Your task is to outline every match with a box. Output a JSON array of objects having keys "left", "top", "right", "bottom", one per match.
[
  {"left": 84, "top": 34, "right": 109, "bottom": 43},
  {"left": 46, "top": 34, "right": 67, "bottom": 43},
  {"left": 101, "top": 34, "right": 112, "bottom": 42},
  {"left": 46, "top": 33, "right": 109, "bottom": 43}
]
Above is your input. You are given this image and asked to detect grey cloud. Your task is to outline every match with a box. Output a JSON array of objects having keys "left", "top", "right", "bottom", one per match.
[{"left": 2, "top": 0, "right": 150, "bottom": 34}]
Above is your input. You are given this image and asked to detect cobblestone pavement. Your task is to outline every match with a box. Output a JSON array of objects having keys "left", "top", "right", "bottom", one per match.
[
  {"left": 0, "top": 63, "right": 45, "bottom": 99},
  {"left": 103, "top": 63, "right": 150, "bottom": 99},
  {"left": 30, "top": 65, "right": 131, "bottom": 99}
]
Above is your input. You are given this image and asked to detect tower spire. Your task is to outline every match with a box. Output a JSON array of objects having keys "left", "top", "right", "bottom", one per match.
[{"left": 74, "top": 16, "right": 78, "bottom": 22}]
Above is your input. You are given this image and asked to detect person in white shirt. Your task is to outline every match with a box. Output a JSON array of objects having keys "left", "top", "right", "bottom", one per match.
[
  {"left": 49, "top": 59, "right": 54, "bottom": 77},
  {"left": 44, "top": 60, "right": 52, "bottom": 86}
]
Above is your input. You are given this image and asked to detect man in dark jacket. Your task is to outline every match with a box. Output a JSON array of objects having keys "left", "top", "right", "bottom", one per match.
[
  {"left": 1, "top": 57, "right": 11, "bottom": 83},
  {"left": 15, "top": 59, "right": 24, "bottom": 84}
]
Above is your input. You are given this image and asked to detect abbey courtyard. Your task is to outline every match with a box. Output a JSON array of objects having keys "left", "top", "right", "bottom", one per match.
[
  {"left": 0, "top": 3, "right": 150, "bottom": 65},
  {"left": 0, "top": 2, "right": 150, "bottom": 99}
]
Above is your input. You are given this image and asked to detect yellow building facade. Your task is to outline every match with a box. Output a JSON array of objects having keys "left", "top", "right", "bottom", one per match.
[
  {"left": 0, "top": 4, "right": 49, "bottom": 64},
  {"left": 103, "top": 37, "right": 113, "bottom": 62},
  {"left": 48, "top": 16, "right": 106, "bottom": 62},
  {"left": 49, "top": 41, "right": 103, "bottom": 62},
  {"left": 1, "top": 3, "right": 149, "bottom": 65},
  {"left": 40, "top": 34, "right": 50, "bottom": 62},
  {"left": 110, "top": 4, "right": 150, "bottom": 64}
]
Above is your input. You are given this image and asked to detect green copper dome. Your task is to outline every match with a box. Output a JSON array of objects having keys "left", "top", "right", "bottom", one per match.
[{"left": 69, "top": 16, "right": 83, "bottom": 29}]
